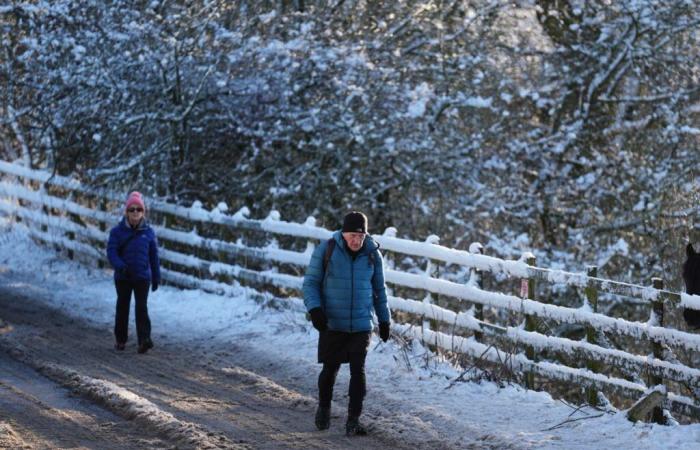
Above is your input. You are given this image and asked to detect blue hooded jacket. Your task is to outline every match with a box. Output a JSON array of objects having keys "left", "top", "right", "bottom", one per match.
[
  {"left": 107, "top": 217, "right": 161, "bottom": 284},
  {"left": 303, "top": 230, "right": 391, "bottom": 332}
]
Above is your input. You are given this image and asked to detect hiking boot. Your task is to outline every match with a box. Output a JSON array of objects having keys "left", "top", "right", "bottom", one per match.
[
  {"left": 315, "top": 405, "right": 331, "bottom": 430},
  {"left": 137, "top": 339, "right": 154, "bottom": 354},
  {"left": 345, "top": 416, "right": 368, "bottom": 436},
  {"left": 114, "top": 342, "right": 126, "bottom": 351}
]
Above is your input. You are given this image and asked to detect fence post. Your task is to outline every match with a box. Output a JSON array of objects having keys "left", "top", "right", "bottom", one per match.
[
  {"left": 650, "top": 277, "right": 666, "bottom": 424},
  {"left": 423, "top": 235, "right": 440, "bottom": 336},
  {"left": 66, "top": 210, "right": 76, "bottom": 261},
  {"left": 40, "top": 184, "right": 49, "bottom": 233},
  {"left": 98, "top": 198, "right": 107, "bottom": 269},
  {"left": 191, "top": 201, "right": 205, "bottom": 278},
  {"left": 523, "top": 253, "right": 537, "bottom": 390},
  {"left": 381, "top": 227, "right": 398, "bottom": 273},
  {"left": 161, "top": 207, "right": 173, "bottom": 285},
  {"left": 469, "top": 242, "right": 484, "bottom": 340},
  {"left": 585, "top": 265, "right": 600, "bottom": 406},
  {"left": 213, "top": 202, "right": 230, "bottom": 273},
  {"left": 382, "top": 227, "right": 397, "bottom": 324},
  {"left": 304, "top": 216, "right": 317, "bottom": 274},
  {"left": 303, "top": 216, "right": 317, "bottom": 252},
  {"left": 301, "top": 216, "right": 317, "bottom": 322}
]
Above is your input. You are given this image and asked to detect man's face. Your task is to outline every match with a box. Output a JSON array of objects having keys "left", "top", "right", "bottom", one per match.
[{"left": 342, "top": 232, "right": 366, "bottom": 252}]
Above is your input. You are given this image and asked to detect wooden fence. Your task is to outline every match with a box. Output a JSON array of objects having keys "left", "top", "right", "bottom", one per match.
[{"left": 2, "top": 159, "right": 700, "bottom": 422}]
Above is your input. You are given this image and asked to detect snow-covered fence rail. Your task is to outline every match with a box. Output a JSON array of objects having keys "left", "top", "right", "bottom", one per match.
[
  {"left": 2, "top": 159, "right": 700, "bottom": 422},
  {"left": 3, "top": 162, "right": 698, "bottom": 309}
]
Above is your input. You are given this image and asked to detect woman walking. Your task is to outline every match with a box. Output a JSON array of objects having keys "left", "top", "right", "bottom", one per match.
[{"left": 106, "top": 191, "right": 161, "bottom": 354}]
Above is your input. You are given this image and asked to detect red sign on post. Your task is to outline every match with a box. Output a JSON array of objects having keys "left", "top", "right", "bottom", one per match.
[{"left": 520, "top": 279, "right": 529, "bottom": 299}]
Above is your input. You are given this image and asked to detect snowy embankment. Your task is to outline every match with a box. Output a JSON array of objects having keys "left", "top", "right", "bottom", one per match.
[{"left": 1, "top": 220, "right": 700, "bottom": 449}]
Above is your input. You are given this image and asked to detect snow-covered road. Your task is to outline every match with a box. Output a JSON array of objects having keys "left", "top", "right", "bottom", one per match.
[
  {"left": 0, "top": 347, "right": 174, "bottom": 449},
  {"left": 0, "top": 282, "right": 415, "bottom": 449}
]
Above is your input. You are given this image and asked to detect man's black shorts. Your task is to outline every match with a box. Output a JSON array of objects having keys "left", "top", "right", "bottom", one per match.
[{"left": 318, "top": 330, "right": 371, "bottom": 364}]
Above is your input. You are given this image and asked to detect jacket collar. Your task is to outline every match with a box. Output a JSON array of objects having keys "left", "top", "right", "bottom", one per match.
[{"left": 120, "top": 216, "right": 149, "bottom": 231}]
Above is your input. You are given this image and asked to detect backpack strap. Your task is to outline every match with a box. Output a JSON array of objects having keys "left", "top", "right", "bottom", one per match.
[
  {"left": 323, "top": 238, "right": 335, "bottom": 273},
  {"left": 310, "top": 239, "right": 335, "bottom": 316}
]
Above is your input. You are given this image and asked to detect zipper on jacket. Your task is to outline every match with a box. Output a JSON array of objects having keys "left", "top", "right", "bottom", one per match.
[{"left": 350, "top": 255, "right": 354, "bottom": 332}]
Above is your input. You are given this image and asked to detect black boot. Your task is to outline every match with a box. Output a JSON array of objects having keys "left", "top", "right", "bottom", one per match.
[
  {"left": 315, "top": 405, "right": 331, "bottom": 430},
  {"left": 138, "top": 338, "right": 154, "bottom": 354},
  {"left": 345, "top": 415, "right": 368, "bottom": 436}
]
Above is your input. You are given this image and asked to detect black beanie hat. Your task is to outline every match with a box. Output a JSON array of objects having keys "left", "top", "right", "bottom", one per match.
[{"left": 342, "top": 211, "right": 368, "bottom": 234}]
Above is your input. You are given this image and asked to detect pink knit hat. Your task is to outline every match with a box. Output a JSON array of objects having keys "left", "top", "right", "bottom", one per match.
[{"left": 125, "top": 191, "right": 145, "bottom": 212}]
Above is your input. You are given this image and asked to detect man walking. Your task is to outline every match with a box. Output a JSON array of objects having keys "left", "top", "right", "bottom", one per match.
[{"left": 303, "top": 211, "right": 391, "bottom": 436}]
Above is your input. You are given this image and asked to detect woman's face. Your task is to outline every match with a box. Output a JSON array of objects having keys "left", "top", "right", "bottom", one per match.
[{"left": 126, "top": 206, "right": 144, "bottom": 225}]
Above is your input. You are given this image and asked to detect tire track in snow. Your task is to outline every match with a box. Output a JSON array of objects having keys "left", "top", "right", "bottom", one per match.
[{"left": 0, "top": 335, "right": 248, "bottom": 450}]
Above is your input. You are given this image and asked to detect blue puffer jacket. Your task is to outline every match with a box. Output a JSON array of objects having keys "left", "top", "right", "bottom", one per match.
[
  {"left": 107, "top": 217, "right": 161, "bottom": 284},
  {"left": 303, "top": 231, "right": 391, "bottom": 332}
]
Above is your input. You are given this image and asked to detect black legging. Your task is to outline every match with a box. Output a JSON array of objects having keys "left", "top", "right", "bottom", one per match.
[
  {"left": 114, "top": 279, "right": 151, "bottom": 345},
  {"left": 318, "top": 352, "right": 367, "bottom": 417}
]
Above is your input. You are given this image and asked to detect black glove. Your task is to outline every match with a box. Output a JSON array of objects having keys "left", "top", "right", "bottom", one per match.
[
  {"left": 309, "top": 307, "right": 327, "bottom": 332},
  {"left": 151, "top": 280, "right": 159, "bottom": 292},
  {"left": 118, "top": 267, "right": 131, "bottom": 278},
  {"left": 379, "top": 322, "right": 391, "bottom": 342}
]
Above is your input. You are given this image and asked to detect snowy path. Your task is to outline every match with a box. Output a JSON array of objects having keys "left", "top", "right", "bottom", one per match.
[
  {"left": 0, "top": 349, "right": 171, "bottom": 449},
  {"left": 2, "top": 223, "right": 700, "bottom": 449},
  {"left": 0, "top": 283, "right": 420, "bottom": 449}
]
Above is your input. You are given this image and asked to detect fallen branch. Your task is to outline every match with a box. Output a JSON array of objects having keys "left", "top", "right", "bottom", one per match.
[{"left": 541, "top": 412, "right": 606, "bottom": 431}]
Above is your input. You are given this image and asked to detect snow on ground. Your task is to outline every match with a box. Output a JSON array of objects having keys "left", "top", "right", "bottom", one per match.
[{"left": 1, "top": 218, "right": 700, "bottom": 449}]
